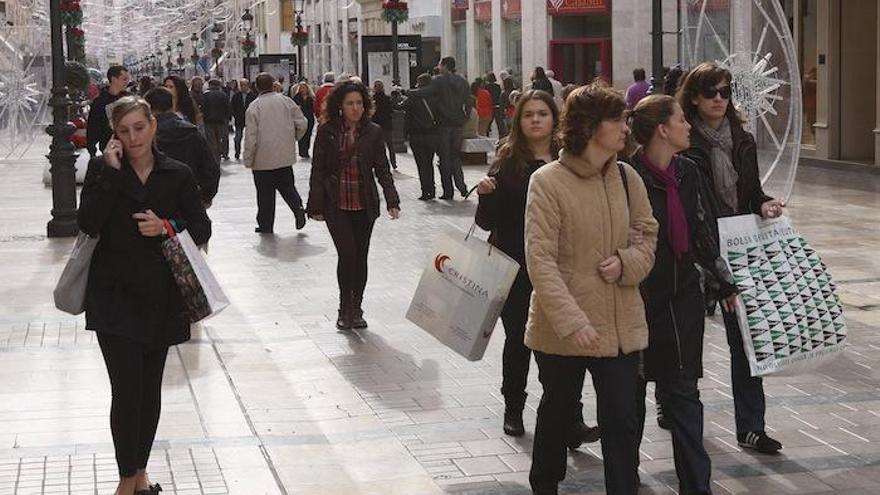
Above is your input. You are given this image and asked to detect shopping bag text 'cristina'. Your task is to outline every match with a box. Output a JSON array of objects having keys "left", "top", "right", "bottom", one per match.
[{"left": 434, "top": 253, "right": 489, "bottom": 299}]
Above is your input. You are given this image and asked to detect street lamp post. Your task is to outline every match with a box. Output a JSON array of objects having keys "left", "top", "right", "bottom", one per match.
[
  {"left": 46, "top": 0, "right": 78, "bottom": 237},
  {"left": 295, "top": 0, "right": 304, "bottom": 80},
  {"left": 241, "top": 8, "right": 254, "bottom": 78},
  {"left": 391, "top": 18, "right": 400, "bottom": 87},
  {"left": 651, "top": 0, "right": 664, "bottom": 94}
]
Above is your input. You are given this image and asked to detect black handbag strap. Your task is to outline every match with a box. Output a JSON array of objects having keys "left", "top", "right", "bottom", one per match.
[{"left": 617, "top": 161, "right": 630, "bottom": 206}]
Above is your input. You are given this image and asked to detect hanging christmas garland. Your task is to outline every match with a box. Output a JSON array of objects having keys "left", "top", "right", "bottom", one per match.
[
  {"left": 66, "top": 26, "right": 86, "bottom": 62},
  {"left": 381, "top": 0, "right": 409, "bottom": 23},
  {"left": 60, "top": 0, "right": 83, "bottom": 27},
  {"left": 290, "top": 28, "right": 309, "bottom": 47}
]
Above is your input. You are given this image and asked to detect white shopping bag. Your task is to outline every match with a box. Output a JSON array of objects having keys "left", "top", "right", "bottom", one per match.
[
  {"left": 406, "top": 227, "right": 520, "bottom": 361},
  {"left": 161, "top": 230, "right": 230, "bottom": 322},
  {"left": 718, "top": 214, "right": 846, "bottom": 376}
]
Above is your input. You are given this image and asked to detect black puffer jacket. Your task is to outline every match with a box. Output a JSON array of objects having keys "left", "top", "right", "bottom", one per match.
[
  {"left": 630, "top": 152, "right": 736, "bottom": 381},
  {"left": 77, "top": 150, "right": 211, "bottom": 347},
  {"left": 202, "top": 88, "right": 232, "bottom": 124},
  {"left": 155, "top": 113, "right": 220, "bottom": 204}
]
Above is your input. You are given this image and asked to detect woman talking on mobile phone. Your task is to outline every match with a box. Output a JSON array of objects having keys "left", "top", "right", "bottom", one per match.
[{"left": 78, "top": 96, "right": 210, "bottom": 495}]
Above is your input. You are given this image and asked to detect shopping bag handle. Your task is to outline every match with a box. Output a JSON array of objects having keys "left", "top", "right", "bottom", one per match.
[{"left": 463, "top": 222, "right": 497, "bottom": 257}]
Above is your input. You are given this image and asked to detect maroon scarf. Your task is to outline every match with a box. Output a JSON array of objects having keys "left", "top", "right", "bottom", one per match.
[{"left": 643, "top": 154, "right": 689, "bottom": 260}]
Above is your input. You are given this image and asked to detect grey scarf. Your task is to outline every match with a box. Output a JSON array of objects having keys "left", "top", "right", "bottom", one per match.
[{"left": 695, "top": 117, "right": 738, "bottom": 215}]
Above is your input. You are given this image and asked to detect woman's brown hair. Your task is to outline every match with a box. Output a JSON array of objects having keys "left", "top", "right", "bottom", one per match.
[
  {"left": 629, "top": 94, "right": 678, "bottom": 146},
  {"left": 490, "top": 89, "right": 560, "bottom": 176},
  {"left": 109, "top": 96, "right": 153, "bottom": 130},
  {"left": 559, "top": 80, "right": 627, "bottom": 156},
  {"left": 676, "top": 62, "right": 743, "bottom": 128},
  {"left": 320, "top": 80, "right": 374, "bottom": 128}
]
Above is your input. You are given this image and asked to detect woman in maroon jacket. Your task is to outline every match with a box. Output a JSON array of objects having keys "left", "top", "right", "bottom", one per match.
[
  {"left": 307, "top": 81, "right": 401, "bottom": 330},
  {"left": 474, "top": 90, "right": 599, "bottom": 446}
]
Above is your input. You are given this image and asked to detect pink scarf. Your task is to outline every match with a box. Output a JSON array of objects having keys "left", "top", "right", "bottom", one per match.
[{"left": 643, "top": 154, "right": 689, "bottom": 260}]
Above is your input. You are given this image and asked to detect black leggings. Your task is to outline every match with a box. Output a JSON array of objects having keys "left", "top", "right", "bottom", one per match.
[
  {"left": 326, "top": 209, "right": 375, "bottom": 299},
  {"left": 98, "top": 333, "right": 169, "bottom": 477}
]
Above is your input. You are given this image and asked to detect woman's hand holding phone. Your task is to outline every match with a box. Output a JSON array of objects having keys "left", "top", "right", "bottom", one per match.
[{"left": 104, "top": 136, "right": 123, "bottom": 170}]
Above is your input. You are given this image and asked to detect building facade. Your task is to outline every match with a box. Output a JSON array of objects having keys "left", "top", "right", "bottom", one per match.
[
  {"left": 784, "top": 0, "right": 880, "bottom": 167},
  {"left": 441, "top": 0, "right": 680, "bottom": 90}
]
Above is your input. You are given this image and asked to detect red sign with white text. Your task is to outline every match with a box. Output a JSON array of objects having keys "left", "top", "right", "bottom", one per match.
[{"left": 547, "top": 0, "right": 610, "bottom": 16}]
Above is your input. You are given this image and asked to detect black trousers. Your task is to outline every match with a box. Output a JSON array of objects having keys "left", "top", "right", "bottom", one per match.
[
  {"left": 500, "top": 272, "right": 588, "bottom": 419},
  {"left": 530, "top": 351, "right": 640, "bottom": 495},
  {"left": 252, "top": 167, "right": 304, "bottom": 232},
  {"left": 234, "top": 122, "right": 244, "bottom": 158},
  {"left": 97, "top": 333, "right": 169, "bottom": 478},
  {"left": 722, "top": 308, "right": 766, "bottom": 435},
  {"left": 637, "top": 377, "right": 712, "bottom": 495},
  {"left": 221, "top": 123, "right": 230, "bottom": 158},
  {"left": 435, "top": 126, "right": 467, "bottom": 197},
  {"left": 204, "top": 122, "right": 227, "bottom": 163},
  {"left": 382, "top": 128, "right": 396, "bottom": 167},
  {"left": 298, "top": 118, "right": 315, "bottom": 157},
  {"left": 409, "top": 132, "right": 439, "bottom": 197},
  {"left": 326, "top": 209, "right": 375, "bottom": 301}
]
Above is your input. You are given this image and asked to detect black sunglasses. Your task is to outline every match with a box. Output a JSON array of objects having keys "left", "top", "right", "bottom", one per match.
[{"left": 700, "top": 86, "right": 732, "bottom": 100}]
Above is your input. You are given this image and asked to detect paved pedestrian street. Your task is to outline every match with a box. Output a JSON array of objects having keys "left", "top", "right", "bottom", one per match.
[{"left": 2, "top": 146, "right": 880, "bottom": 495}]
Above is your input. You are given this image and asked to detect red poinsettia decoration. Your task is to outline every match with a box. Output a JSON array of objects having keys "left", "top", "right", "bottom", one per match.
[
  {"left": 290, "top": 27, "right": 309, "bottom": 47},
  {"left": 67, "top": 27, "right": 85, "bottom": 38},
  {"left": 381, "top": 0, "right": 409, "bottom": 23}
]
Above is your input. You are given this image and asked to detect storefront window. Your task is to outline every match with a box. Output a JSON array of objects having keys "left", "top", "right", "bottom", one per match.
[
  {"left": 478, "top": 22, "right": 493, "bottom": 79},
  {"left": 454, "top": 23, "right": 467, "bottom": 76},
  {"left": 504, "top": 19, "right": 523, "bottom": 85},
  {"left": 799, "top": 0, "right": 818, "bottom": 145}
]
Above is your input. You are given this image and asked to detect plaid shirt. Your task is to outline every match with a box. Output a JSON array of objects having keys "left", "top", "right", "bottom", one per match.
[{"left": 337, "top": 123, "right": 365, "bottom": 211}]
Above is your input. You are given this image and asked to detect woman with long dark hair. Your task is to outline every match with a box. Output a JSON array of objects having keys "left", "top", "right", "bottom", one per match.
[
  {"left": 678, "top": 62, "right": 785, "bottom": 454},
  {"left": 530, "top": 66, "right": 554, "bottom": 95},
  {"left": 291, "top": 82, "right": 316, "bottom": 158},
  {"left": 525, "top": 82, "right": 658, "bottom": 495},
  {"left": 163, "top": 75, "right": 197, "bottom": 124},
  {"left": 475, "top": 89, "right": 601, "bottom": 446},
  {"left": 78, "top": 96, "right": 210, "bottom": 495},
  {"left": 628, "top": 94, "right": 738, "bottom": 494},
  {"left": 307, "top": 81, "right": 401, "bottom": 330}
]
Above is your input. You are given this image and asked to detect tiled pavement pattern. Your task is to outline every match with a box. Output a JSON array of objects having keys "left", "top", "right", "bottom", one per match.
[{"left": 1, "top": 137, "right": 880, "bottom": 494}]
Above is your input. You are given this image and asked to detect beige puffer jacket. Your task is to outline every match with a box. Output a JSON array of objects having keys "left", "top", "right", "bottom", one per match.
[{"left": 524, "top": 150, "right": 659, "bottom": 357}]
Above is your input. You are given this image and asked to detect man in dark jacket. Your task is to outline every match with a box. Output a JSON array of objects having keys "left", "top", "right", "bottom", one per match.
[
  {"left": 402, "top": 73, "right": 440, "bottom": 200},
  {"left": 144, "top": 87, "right": 220, "bottom": 207},
  {"left": 231, "top": 79, "right": 256, "bottom": 161},
  {"left": 407, "top": 56, "right": 470, "bottom": 200},
  {"left": 86, "top": 65, "right": 130, "bottom": 157},
  {"left": 202, "top": 79, "right": 232, "bottom": 164},
  {"left": 371, "top": 80, "right": 396, "bottom": 169}
]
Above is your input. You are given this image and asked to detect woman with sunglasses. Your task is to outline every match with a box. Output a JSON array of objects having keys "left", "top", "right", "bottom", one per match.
[{"left": 678, "top": 62, "right": 785, "bottom": 454}]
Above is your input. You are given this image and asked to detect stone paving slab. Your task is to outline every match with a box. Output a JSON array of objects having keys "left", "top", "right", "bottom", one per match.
[{"left": 1, "top": 137, "right": 880, "bottom": 494}]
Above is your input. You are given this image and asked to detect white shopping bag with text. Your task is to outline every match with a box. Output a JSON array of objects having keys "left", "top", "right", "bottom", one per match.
[
  {"left": 718, "top": 214, "right": 846, "bottom": 376},
  {"left": 407, "top": 228, "right": 520, "bottom": 361}
]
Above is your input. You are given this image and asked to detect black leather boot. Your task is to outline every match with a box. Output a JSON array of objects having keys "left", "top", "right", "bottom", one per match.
[
  {"left": 565, "top": 421, "right": 601, "bottom": 450},
  {"left": 336, "top": 292, "right": 352, "bottom": 330},
  {"left": 351, "top": 292, "right": 367, "bottom": 329},
  {"left": 503, "top": 395, "right": 526, "bottom": 437}
]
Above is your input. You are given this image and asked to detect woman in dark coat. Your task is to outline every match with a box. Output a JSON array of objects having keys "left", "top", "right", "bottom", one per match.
[
  {"left": 291, "top": 82, "right": 316, "bottom": 158},
  {"left": 475, "top": 89, "right": 599, "bottom": 446},
  {"left": 628, "top": 94, "right": 737, "bottom": 495},
  {"left": 78, "top": 96, "right": 210, "bottom": 495},
  {"left": 307, "top": 81, "right": 400, "bottom": 330},
  {"left": 678, "top": 62, "right": 785, "bottom": 454},
  {"left": 530, "top": 66, "right": 554, "bottom": 95},
  {"left": 162, "top": 75, "right": 197, "bottom": 125},
  {"left": 371, "top": 80, "right": 396, "bottom": 169}
]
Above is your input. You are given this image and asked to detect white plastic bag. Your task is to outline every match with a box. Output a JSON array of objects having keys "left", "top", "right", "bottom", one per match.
[
  {"left": 406, "top": 227, "right": 520, "bottom": 361},
  {"left": 718, "top": 214, "right": 846, "bottom": 376}
]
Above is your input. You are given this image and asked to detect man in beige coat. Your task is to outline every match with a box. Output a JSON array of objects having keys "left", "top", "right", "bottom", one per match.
[
  {"left": 525, "top": 83, "right": 658, "bottom": 495},
  {"left": 243, "top": 72, "right": 309, "bottom": 233}
]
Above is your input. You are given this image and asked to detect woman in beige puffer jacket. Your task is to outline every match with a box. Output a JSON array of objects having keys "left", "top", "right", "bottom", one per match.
[{"left": 525, "top": 82, "right": 658, "bottom": 495}]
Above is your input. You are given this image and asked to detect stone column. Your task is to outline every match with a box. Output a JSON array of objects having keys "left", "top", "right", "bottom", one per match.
[
  {"left": 521, "top": 0, "right": 549, "bottom": 85},
  {"left": 491, "top": 0, "right": 505, "bottom": 77},
  {"left": 814, "top": 0, "right": 840, "bottom": 160},
  {"left": 266, "top": 0, "right": 282, "bottom": 52},
  {"left": 466, "top": 0, "right": 479, "bottom": 80},
  {"left": 875, "top": 4, "right": 880, "bottom": 166},
  {"left": 442, "top": 0, "right": 455, "bottom": 57}
]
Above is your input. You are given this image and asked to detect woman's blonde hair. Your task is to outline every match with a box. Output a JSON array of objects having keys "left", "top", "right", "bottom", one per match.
[{"left": 108, "top": 96, "right": 153, "bottom": 130}]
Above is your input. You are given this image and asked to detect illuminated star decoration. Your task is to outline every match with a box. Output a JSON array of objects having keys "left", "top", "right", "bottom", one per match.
[{"left": 721, "top": 49, "right": 788, "bottom": 149}]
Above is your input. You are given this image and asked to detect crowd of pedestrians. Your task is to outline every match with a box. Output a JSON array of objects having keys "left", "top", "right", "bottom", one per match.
[{"left": 80, "top": 58, "right": 787, "bottom": 495}]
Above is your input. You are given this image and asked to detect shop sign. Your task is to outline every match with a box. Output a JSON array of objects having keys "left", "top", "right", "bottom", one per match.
[
  {"left": 502, "top": 0, "right": 521, "bottom": 19},
  {"left": 547, "top": 0, "right": 610, "bottom": 16},
  {"left": 475, "top": 1, "right": 492, "bottom": 22}
]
